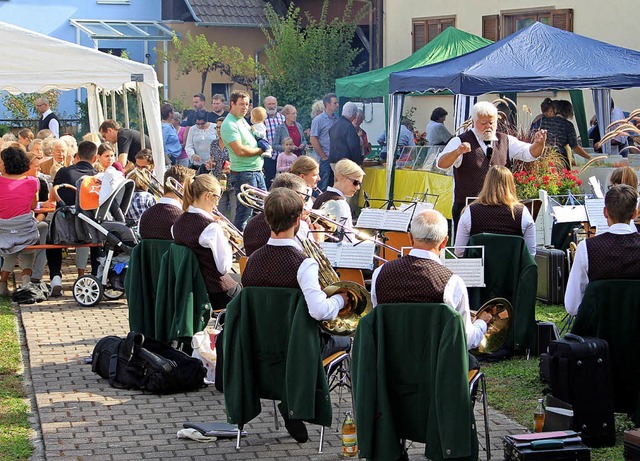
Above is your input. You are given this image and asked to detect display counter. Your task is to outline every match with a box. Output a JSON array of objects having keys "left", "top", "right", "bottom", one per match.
[{"left": 360, "top": 166, "right": 453, "bottom": 219}]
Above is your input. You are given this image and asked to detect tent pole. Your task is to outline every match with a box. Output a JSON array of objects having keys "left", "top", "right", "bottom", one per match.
[
  {"left": 122, "top": 84, "right": 130, "bottom": 129},
  {"left": 101, "top": 90, "right": 108, "bottom": 121},
  {"left": 136, "top": 82, "right": 146, "bottom": 149},
  {"left": 111, "top": 92, "right": 116, "bottom": 121}
]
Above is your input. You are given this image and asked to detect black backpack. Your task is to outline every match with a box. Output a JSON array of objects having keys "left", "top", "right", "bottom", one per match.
[{"left": 91, "top": 332, "right": 207, "bottom": 394}]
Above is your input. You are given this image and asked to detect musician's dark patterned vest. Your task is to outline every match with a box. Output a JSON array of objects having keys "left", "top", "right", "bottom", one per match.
[
  {"left": 375, "top": 255, "right": 453, "bottom": 304},
  {"left": 172, "top": 212, "right": 236, "bottom": 294},
  {"left": 39, "top": 112, "right": 59, "bottom": 132},
  {"left": 242, "top": 245, "right": 307, "bottom": 288},
  {"left": 312, "top": 190, "right": 343, "bottom": 210},
  {"left": 585, "top": 232, "right": 640, "bottom": 281},
  {"left": 469, "top": 203, "right": 523, "bottom": 237},
  {"left": 454, "top": 131, "right": 510, "bottom": 204},
  {"left": 243, "top": 212, "right": 271, "bottom": 256},
  {"left": 138, "top": 203, "right": 183, "bottom": 240}
]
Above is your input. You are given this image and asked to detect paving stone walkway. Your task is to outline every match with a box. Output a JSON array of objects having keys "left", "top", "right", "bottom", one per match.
[{"left": 17, "top": 272, "right": 527, "bottom": 461}]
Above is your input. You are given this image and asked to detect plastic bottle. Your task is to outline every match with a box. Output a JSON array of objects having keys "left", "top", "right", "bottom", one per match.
[
  {"left": 219, "top": 173, "right": 228, "bottom": 191},
  {"left": 534, "top": 398, "right": 545, "bottom": 433},
  {"left": 342, "top": 411, "right": 357, "bottom": 458}
]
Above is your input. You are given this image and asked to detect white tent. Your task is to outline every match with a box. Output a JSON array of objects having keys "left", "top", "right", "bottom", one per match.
[{"left": 0, "top": 21, "right": 164, "bottom": 176}]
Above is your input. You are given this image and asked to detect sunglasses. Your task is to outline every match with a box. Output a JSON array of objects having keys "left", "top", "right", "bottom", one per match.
[{"left": 348, "top": 178, "right": 362, "bottom": 187}]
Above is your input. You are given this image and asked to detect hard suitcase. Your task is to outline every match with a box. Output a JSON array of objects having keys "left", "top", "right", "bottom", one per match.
[
  {"left": 504, "top": 434, "right": 590, "bottom": 460},
  {"left": 535, "top": 246, "right": 567, "bottom": 305},
  {"left": 625, "top": 429, "right": 640, "bottom": 461},
  {"left": 548, "top": 334, "right": 615, "bottom": 447}
]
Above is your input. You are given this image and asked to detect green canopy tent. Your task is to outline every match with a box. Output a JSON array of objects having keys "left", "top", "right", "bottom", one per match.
[{"left": 336, "top": 27, "right": 492, "bottom": 99}]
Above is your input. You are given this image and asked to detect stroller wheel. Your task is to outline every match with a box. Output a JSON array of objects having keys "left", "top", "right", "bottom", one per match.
[
  {"left": 73, "top": 275, "right": 103, "bottom": 307},
  {"left": 103, "top": 288, "right": 125, "bottom": 300}
]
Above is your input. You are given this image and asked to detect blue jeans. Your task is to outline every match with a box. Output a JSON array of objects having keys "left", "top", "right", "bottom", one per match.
[
  {"left": 230, "top": 170, "right": 266, "bottom": 230},
  {"left": 317, "top": 158, "right": 333, "bottom": 192}
]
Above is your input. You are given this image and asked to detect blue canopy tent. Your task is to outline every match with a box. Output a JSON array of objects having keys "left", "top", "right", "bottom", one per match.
[{"left": 384, "top": 22, "right": 640, "bottom": 199}]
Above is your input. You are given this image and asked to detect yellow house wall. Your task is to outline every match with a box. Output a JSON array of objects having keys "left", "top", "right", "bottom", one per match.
[
  {"left": 384, "top": 0, "right": 640, "bottom": 137},
  {"left": 158, "top": 23, "right": 267, "bottom": 110}
]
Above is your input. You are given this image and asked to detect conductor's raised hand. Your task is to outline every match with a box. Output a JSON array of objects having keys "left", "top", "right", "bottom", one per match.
[
  {"left": 533, "top": 129, "right": 547, "bottom": 145},
  {"left": 458, "top": 142, "right": 472, "bottom": 155}
]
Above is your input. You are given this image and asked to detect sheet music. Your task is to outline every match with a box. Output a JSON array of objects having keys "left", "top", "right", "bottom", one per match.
[
  {"left": 552, "top": 205, "right": 588, "bottom": 223},
  {"left": 441, "top": 247, "right": 485, "bottom": 287},
  {"left": 584, "top": 198, "right": 609, "bottom": 234},
  {"left": 356, "top": 208, "right": 413, "bottom": 231},
  {"left": 319, "top": 241, "right": 375, "bottom": 270}
]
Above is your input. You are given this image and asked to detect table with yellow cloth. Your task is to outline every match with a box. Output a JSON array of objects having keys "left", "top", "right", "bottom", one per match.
[{"left": 359, "top": 167, "right": 453, "bottom": 219}]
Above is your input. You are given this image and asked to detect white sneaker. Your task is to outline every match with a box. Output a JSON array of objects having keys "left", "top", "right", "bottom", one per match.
[{"left": 50, "top": 275, "right": 63, "bottom": 297}]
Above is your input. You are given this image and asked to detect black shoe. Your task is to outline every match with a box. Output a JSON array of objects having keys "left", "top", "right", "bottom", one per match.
[{"left": 278, "top": 402, "right": 308, "bottom": 443}]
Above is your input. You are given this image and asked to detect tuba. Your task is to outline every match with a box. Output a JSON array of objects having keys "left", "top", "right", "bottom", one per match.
[
  {"left": 470, "top": 297, "right": 513, "bottom": 354},
  {"left": 300, "top": 238, "right": 372, "bottom": 336}
]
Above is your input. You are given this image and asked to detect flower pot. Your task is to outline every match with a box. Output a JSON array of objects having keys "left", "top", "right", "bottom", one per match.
[{"left": 521, "top": 198, "right": 542, "bottom": 221}]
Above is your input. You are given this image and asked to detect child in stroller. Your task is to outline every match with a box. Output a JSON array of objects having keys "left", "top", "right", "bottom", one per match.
[{"left": 50, "top": 175, "right": 138, "bottom": 306}]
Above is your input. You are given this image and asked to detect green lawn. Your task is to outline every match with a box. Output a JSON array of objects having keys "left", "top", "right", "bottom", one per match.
[
  {"left": 482, "top": 301, "right": 632, "bottom": 461},
  {"left": 0, "top": 297, "right": 33, "bottom": 461}
]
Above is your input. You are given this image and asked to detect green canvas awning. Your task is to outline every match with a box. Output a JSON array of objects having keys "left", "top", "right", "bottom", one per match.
[{"left": 335, "top": 27, "right": 492, "bottom": 99}]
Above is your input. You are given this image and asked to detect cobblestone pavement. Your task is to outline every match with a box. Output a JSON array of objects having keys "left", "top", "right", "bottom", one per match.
[{"left": 18, "top": 273, "right": 527, "bottom": 461}]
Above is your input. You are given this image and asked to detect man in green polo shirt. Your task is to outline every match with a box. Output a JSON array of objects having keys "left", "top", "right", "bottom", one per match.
[{"left": 220, "top": 90, "right": 266, "bottom": 230}]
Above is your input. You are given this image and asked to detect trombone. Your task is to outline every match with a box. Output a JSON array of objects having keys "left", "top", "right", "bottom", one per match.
[
  {"left": 127, "top": 167, "right": 163, "bottom": 200},
  {"left": 167, "top": 176, "right": 246, "bottom": 257},
  {"left": 237, "top": 184, "right": 402, "bottom": 259}
]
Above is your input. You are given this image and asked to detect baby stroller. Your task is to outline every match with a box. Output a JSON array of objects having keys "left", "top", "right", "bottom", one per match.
[{"left": 49, "top": 175, "right": 138, "bottom": 306}]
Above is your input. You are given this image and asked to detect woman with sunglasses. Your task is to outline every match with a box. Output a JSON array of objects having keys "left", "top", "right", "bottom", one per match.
[
  {"left": 185, "top": 109, "right": 216, "bottom": 170},
  {"left": 312, "top": 158, "right": 365, "bottom": 235},
  {"left": 172, "top": 174, "right": 241, "bottom": 310}
]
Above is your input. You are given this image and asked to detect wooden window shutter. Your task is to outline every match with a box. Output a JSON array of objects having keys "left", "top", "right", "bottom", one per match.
[
  {"left": 441, "top": 18, "right": 455, "bottom": 32},
  {"left": 482, "top": 14, "right": 500, "bottom": 41},
  {"left": 427, "top": 20, "right": 440, "bottom": 43},
  {"left": 550, "top": 9, "right": 573, "bottom": 32},
  {"left": 413, "top": 21, "right": 426, "bottom": 51}
]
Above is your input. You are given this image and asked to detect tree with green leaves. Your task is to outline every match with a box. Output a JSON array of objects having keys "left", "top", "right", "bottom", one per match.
[
  {"left": 261, "top": 0, "right": 367, "bottom": 128},
  {"left": 1, "top": 90, "right": 59, "bottom": 123},
  {"left": 158, "top": 32, "right": 257, "bottom": 94}
]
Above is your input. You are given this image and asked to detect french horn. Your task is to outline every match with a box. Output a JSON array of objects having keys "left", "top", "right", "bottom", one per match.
[
  {"left": 300, "top": 238, "right": 372, "bottom": 336},
  {"left": 470, "top": 297, "right": 513, "bottom": 354}
]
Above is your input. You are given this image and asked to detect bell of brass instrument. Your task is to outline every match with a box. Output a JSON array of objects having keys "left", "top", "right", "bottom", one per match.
[
  {"left": 300, "top": 238, "right": 372, "bottom": 336},
  {"left": 470, "top": 297, "right": 513, "bottom": 354},
  {"left": 127, "top": 167, "right": 163, "bottom": 200}
]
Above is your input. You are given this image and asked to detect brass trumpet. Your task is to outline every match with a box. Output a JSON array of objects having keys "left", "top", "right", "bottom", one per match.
[
  {"left": 165, "top": 176, "right": 184, "bottom": 199},
  {"left": 470, "top": 297, "right": 513, "bottom": 354},
  {"left": 127, "top": 167, "right": 164, "bottom": 199},
  {"left": 167, "top": 177, "right": 245, "bottom": 256},
  {"left": 237, "top": 184, "right": 401, "bottom": 258},
  {"left": 300, "top": 238, "right": 372, "bottom": 336},
  {"left": 211, "top": 209, "right": 246, "bottom": 257}
]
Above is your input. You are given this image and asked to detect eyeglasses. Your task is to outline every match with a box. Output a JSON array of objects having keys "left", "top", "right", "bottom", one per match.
[
  {"left": 348, "top": 178, "right": 362, "bottom": 187},
  {"left": 296, "top": 190, "right": 312, "bottom": 201}
]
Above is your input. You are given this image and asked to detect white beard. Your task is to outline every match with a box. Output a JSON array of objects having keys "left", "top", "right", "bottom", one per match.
[
  {"left": 266, "top": 108, "right": 277, "bottom": 117},
  {"left": 480, "top": 129, "right": 497, "bottom": 142}
]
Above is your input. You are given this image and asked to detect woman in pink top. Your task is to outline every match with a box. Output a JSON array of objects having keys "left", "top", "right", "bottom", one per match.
[{"left": 0, "top": 145, "right": 40, "bottom": 294}]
